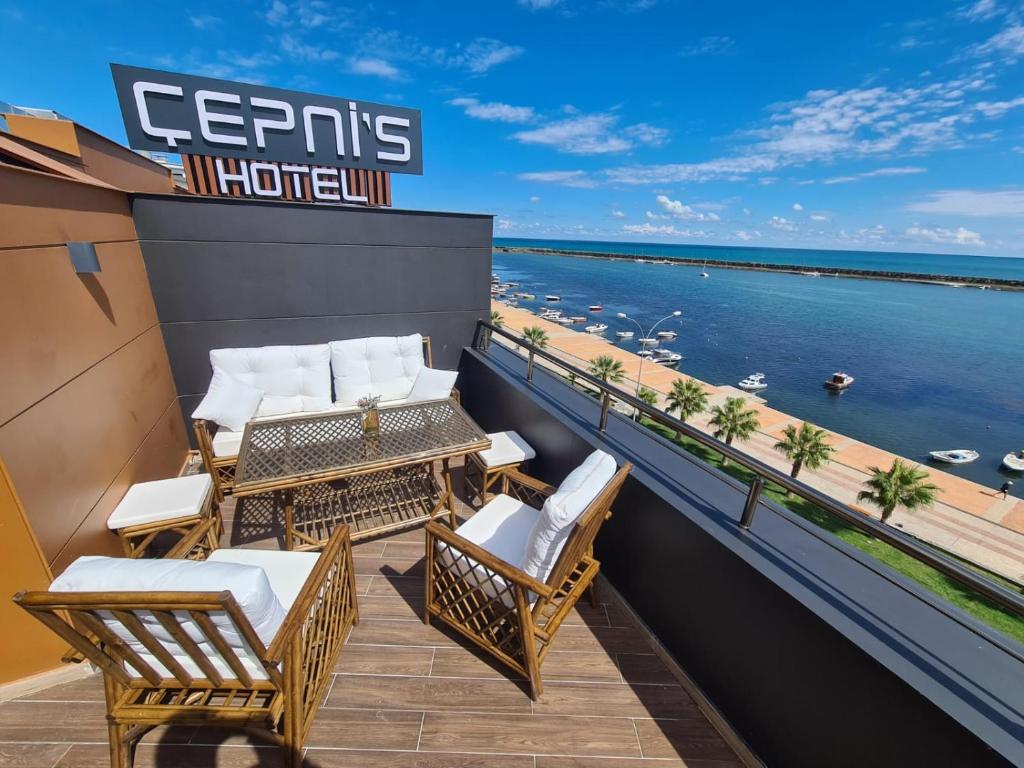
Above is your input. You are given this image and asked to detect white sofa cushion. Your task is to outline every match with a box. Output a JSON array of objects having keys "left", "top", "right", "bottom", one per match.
[
  {"left": 406, "top": 366, "right": 458, "bottom": 404},
  {"left": 521, "top": 450, "right": 617, "bottom": 583},
  {"left": 208, "top": 548, "right": 319, "bottom": 612},
  {"left": 330, "top": 334, "right": 424, "bottom": 407},
  {"left": 192, "top": 369, "right": 263, "bottom": 432},
  {"left": 477, "top": 431, "right": 536, "bottom": 468},
  {"left": 440, "top": 494, "right": 540, "bottom": 607},
  {"left": 210, "top": 344, "right": 332, "bottom": 415},
  {"left": 107, "top": 474, "right": 213, "bottom": 530},
  {"left": 50, "top": 554, "right": 292, "bottom": 680}
]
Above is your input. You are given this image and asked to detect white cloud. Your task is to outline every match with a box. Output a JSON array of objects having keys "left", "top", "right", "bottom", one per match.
[
  {"left": 810, "top": 213, "right": 830, "bottom": 222},
  {"left": 905, "top": 225, "right": 984, "bottom": 245},
  {"left": 824, "top": 166, "right": 927, "bottom": 184},
  {"left": 792, "top": 202, "right": 804, "bottom": 211},
  {"left": 280, "top": 35, "right": 340, "bottom": 62},
  {"left": 518, "top": 0, "right": 562, "bottom": 8},
  {"left": 906, "top": 189, "right": 1024, "bottom": 217},
  {"left": 347, "top": 57, "right": 400, "bottom": 79},
  {"left": 679, "top": 36, "right": 736, "bottom": 57},
  {"left": 769, "top": 216, "right": 797, "bottom": 231},
  {"left": 189, "top": 14, "right": 220, "bottom": 29},
  {"left": 623, "top": 223, "right": 708, "bottom": 237},
  {"left": 529, "top": 196, "right": 541, "bottom": 203},
  {"left": 972, "top": 23, "right": 1024, "bottom": 62},
  {"left": 497, "top": 218, "right": 515, "bottom": 231},
  {"left": 734, "top": 230, "right": 761, "bottom": 241},
  {"left": 266, "top": 0, "right": 338, "bottom": 29},
  {"left": 513, "top": 113, "right": 667, "bottom": 155},
  {"left": 959, "top": 0, "right": 1001, "bottom": 21},
  {"left": 449, "top": 97, "right": 535, "bottom": 123},
  {"left": 655, "top": 195, "right": 720, "bottom": 221},
  {"left": 451, "top": 38, "right": 524, "bottom": 73},
  {"left": 974, "top": 96, "right": 1024, "bottom": 118},
  {"left": 516, "top": 170, "right": 596, "bottom": 188},
  {"left": 611, "top": 209, "right": 626, "bottom": 218}
]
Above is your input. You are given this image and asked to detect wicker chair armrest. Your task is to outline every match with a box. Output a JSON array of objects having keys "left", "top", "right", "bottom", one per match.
[
  {"left": 265, "top": 524, "right": 353, "bottom": 664},
  {"left": 165, "top": 517, "right": 218, "bottom": 560},
  {"left": 451, "top": 387, "right": 461, "bottom": 405},
  {"left": 502, "top": 468, "right": 557, "bottom": 502},
  {"left": 425, "top": 521, "right": 553, "bottom": 599}
]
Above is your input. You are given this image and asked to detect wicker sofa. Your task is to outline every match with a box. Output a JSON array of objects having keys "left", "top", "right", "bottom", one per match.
[{"left": 193, "top": 334, "right": 456, "bottom": 499}]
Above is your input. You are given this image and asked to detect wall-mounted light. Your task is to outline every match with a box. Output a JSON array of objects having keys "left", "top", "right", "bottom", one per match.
[{"left": 67, "top": 241, "right": 101, "bottom": 273}]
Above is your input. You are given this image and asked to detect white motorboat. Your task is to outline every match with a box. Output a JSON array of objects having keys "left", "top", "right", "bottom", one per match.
[
  {"left": 651, "top": 349, "right": 682, "bottom": 366},
  {"left": 700, "top": 259, "right": 709, "bottom": 278},
  {"left": 657, "top": 330, "right": 678, "bottom": 339},
  {"left": 737, "top": 373, "right": 767, "bottom": 392},
  {"left": 824, "top": 372, "right": 855, "bottom": 390},
  {"left": 637, "top": 349, "right": 654, "bottom": 358},
  {"left": 569, "top": 315, "right": 587, "bottom": 323},
  {"left": 553, "top": 316, "right": 574, "bottom": 325},
  {"left": 1003, "top": 451, "right": 1024, "bottom": 472},
  {"left": 615, "top": 331, "right": 634, "bottom": 339},
  {"left": 585, "top": 323, "right": 608, "bottom": 334},
  {"left": 589, "top": 304, "right": 603, "bottom": 311},
  {"left": 545, "top": 295, "right": 561, "bottom": 301},
  {"left": 518, "top": 292, "right": 535, "bottom": 300},
  {"left": 929, "top": 449, "right": 980, "bottom": 465},
  {"left": 638, "top": 337, "right": 659, "bottom": 347}
]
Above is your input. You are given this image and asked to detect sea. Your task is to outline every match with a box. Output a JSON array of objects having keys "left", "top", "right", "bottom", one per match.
[{"left": 492, "top": 238, "right": 1024, "bottom": 496}]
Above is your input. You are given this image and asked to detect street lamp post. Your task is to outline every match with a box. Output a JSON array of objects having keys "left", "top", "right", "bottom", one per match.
[{"left": 616, "top": 310, "right": 682, "bottom": 419}]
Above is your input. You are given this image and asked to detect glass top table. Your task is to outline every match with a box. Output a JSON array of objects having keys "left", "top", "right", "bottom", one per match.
[{"left": 232, "top": 398, "right": 490, "bottom": 550}]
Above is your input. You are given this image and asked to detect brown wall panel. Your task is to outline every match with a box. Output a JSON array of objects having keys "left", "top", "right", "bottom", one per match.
[
  {"left": 75, "top": 129, "right": 175, "bottom": 194},
  {"left": 0, "top": 459, "right": 68, "bottom": 684},
  {"left": 0, "top": 325, "right": 180, "bottom": 564},
  {"left": 49, "top": 400, "right": 188, "bottom": 574},
  {"left": 0, "top": 166, "right": 136, "bottom": 248},
  {"left": 0, "top": 240, "right": 160, "bottom": 424}
]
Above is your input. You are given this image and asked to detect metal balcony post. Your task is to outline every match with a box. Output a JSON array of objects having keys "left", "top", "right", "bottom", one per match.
[
  {"left": 740, "top": 476, "right": 764, "bottom": 530},
  {"left": 599, "top": 391, "right": 611, "bottom": 432}
]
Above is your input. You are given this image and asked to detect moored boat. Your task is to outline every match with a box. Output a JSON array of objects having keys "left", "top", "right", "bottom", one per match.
[
  {"left": 638, "top": 337, "right": 659, "bottom": 347},
  {"left": 545, "top": 295, "right": 561, "bottom": 301},
  {"left": 1003, "top": 451, "right": 1024, "bottom": 472},
  {"left": 657, "top": 330, "right": 678, "bottom": 339},
  {"left": 553, "top": 316, "right": 573, "bottom": 325},
  {"left": 738, "top": 373, "right": 767, "bottom": 392},
  {"left": 589, "top": 304, "right": 603, "bottom": 311},
  {"left": 569, "top": 315, "right": 587, "bottom": 323},
  {"left": 929, "top": 449, "right": 980, "bottom": 465},
  {"left": 824, "top": 372, "right": 855, "bottom": 390},
  {"left": 615, "top": 330, "right": 634, "bottom": 339},
  {"left": 651, "top": 349, "right": 682, "bottom": 366},
  {"left": 585, "top": 323, "right": 608, "bottom": 334}
]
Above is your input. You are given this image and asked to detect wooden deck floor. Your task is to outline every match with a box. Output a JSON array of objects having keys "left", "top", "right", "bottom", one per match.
[{"left": 0, "top": 463, "right": 743, "bottom": 767}]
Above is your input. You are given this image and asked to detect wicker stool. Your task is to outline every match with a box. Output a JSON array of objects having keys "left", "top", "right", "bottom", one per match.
[
  {"left": 464, "top": 431, "right": 536, "bottom": 504},
  {"left": 106, "top": 473, "right": 218, "bottom": 558}
]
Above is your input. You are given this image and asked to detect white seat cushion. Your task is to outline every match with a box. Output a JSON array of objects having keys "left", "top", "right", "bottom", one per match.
[
  {"left": 192, "top": 369, "right": 264, "bottom": 432},
  {"left": 440, "top": 494, "right": 540, "bottom": 607},
  {"left": 208, "top": 548, "right": 320, "bottom": 612},
  {"left": 210, "top": 344, "right": 332, "bottom": 415},
  {"left": 107, "top": 474, "right": 213, "bottom": 530},
  {"left": 330, "top": 334, "right": 424, "bottom": 407},
  {"left": 521, "top": 450, "right": 617, "bottom": 583},
  {"left": 477, "top": 431, "right": 536, "bottom": 468},
  {"left": 209, "top": 396, "right": 411, "bottom": 459},
  {"left": 50, "top": 554, "right": 290, "bottom": 680},
  {"left": 406, "top": 366, "right": 458, "bottom": 404}
]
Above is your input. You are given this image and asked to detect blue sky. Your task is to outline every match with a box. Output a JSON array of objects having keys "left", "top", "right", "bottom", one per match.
[{"left": 4, "top": 0, "right": 1024, "bottom": 255}]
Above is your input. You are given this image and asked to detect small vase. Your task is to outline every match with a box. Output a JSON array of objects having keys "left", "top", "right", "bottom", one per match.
[{"left": 361, "top": 407, "right": 380, "bottom": 437}]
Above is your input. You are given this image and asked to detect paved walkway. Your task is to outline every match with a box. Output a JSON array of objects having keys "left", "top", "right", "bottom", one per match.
[{"left": 493, "top": 301, "right": 1024, "bottom": 585}]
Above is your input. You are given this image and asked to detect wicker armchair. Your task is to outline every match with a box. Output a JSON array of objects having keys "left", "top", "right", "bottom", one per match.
[
  {"left": 425, "top": 458, "right": 632, "bottom": 699},
  {"left": 14, "top": 521, "right": 358, "bottom": 768}
]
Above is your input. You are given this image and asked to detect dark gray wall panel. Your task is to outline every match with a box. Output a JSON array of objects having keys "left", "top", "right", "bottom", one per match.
[
  {"left": 142, "top": 242, "right": 490, "bottom": 322},
  {"left": 130, "top": 194, "right": 491, "bottom": 442},
  {"left": 132, "top": 195, "right": 492, "bottom": 247},
  {"left": 457, "top": 346, "right": 1023, "bottom": 768}
]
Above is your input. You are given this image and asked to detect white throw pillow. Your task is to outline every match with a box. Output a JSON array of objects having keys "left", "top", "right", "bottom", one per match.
[
  {"left": 192, "top": 368, "right": 264, "bottom": 432},
  {"left": 406, "top": 367, "right": 458, "bottom": 403},
  {"left": 521, "top": 450, "right": 617, "bottom": 583}
]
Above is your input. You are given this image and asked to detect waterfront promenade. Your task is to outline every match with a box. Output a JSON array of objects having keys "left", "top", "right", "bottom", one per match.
[{"left": 493, "top": 301, "right": 1024, "bottom": 585}]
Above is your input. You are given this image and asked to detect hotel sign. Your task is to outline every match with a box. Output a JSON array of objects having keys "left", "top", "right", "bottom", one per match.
[{"left": 110, "top": 64, "right": 422, "bottom": 174}]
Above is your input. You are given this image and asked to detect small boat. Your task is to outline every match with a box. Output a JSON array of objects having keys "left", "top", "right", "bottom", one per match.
[
  {"left": 657, "top": 330, "right": 678, "bottom": 339},
  {"left": 824, "top": 372, "right": 855, "bottom": 390},
  {"left": 929, "top": 449, "right": 979, "bottom": 465},
  {"left": 585, "top": 323, "right": 608, "bottom": 334},
  {"left": 738, "top": 373, "right": 767, "bottom": 392},
  {"left": 637, "top": 349, "right": 654, "bottom": 358},
  {"left": 638, "top": 337, "right": 659, "bottom": 347},
  {"left": 569, "top": 315, "right": 587, "bottom": 323},
  {"left": 802, "top": 271, "right": 821, "bottom": 277},
  {"left": 589, "top": 304, "right": 603, "bottom": 312},
  {"left": 1003, "top": 452, "right": 1024, "bottom": 472},
  {"left": 507, "top": 282, "right": 519, "bottom": 287},
  {"left": 545, "top": 295, "right": 561, "bottom": 301},
  {"left": 700, "top": 259, "right": 709, "bottom": 278},
  {"left": 652, "top": 349, "right": 682, "bottom": 366},
  {"left": 615, "top": 331, "right": 634, "bottom": 339},
  {"left": 519, "top": 293, "right": 535, "bottom": 300}
]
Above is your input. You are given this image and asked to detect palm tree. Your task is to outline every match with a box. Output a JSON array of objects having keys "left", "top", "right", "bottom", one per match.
[
  {"left": 490, "top": 310, "right": 504, "bottom": 328},
  {"left": 857, "top": 459, "right": 940, "bottom": 525},
  {"left": 636, "top": 386, "right": 658, "bottom": 421},
  {"left": 588, "top": 355, "right": 625, "bottom": 384},
  {"left": 522, "top": 326, "right": 549, "bottom": 350},
  {"left": 708, "top": 396, "right": 760, "bottom": 465},
  {"left": 774, "top": 421, "right": 835, "bottom": 481},
  {"left": 664, "top": 378, "right": 708, "bottom": 433}
]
